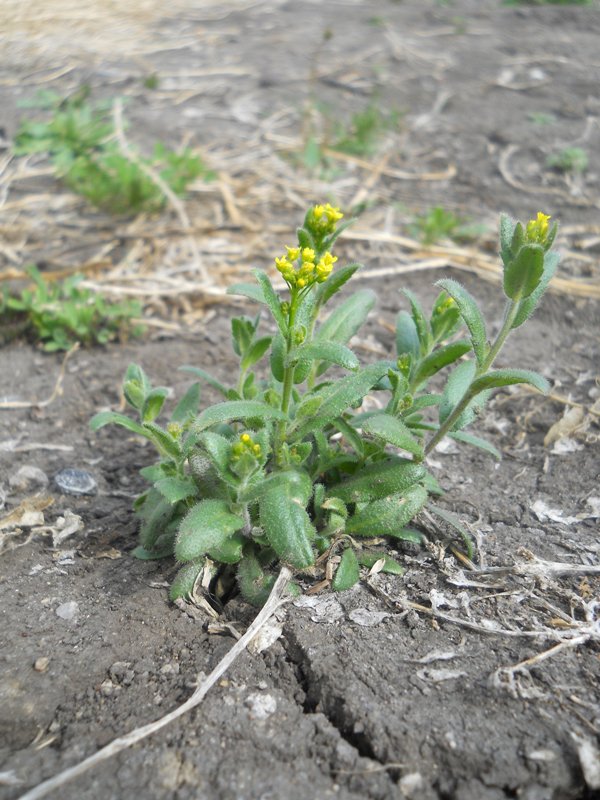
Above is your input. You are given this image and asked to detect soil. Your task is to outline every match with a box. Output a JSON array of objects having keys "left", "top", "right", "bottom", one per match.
[{"left": 1, "top": 2, "right": 600, "bottom": 799}]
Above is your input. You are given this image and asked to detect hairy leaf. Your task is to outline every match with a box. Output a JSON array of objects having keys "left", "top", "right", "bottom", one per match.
[
  {"left": 435, "top": 279, "right": 488, "bottom": 366},
  {"left": 362, "top": 413, "right": 424, "bottom": 458},
  {"left": 315, "top": 263, "right": 361, "bottom": 305},
  {"left": 512, "top": 251, "right": 559, "bottom": 328},
  {"left": 259, "top": 475, "right": 315, "bottom": 569},
  {"left": 469, "top": 369, "right": 549, "bottom": 397},
  {"left": 395, "top": 311, "right": 420, "bottom": 360},
  {"left": 449, "top": 430, "right": 501, "bottom": 460},
  {"left": 171, "top": 382, "right": 201, "bottom": 423},
  {"left": 90, "top": 410, "right": 147, "bottom": 437},
  {"left": 330, "top": 458, "right": 426, "bottom": 504},
  {"left": 332, "top": 548, "right": 360, "bottom": 591},
  {"left": 357, "top": 551, "right": 405, "bottom": 575},
  {"left": 315, "top": 289, "right": 376, "bottom": 347},
  {"left": 169, "top": 560, "right": 204, "bottom": 600},
  {"left": 154, "top": 476, "right": 198, "bottom": 504},
  {"left": 346, "top": 485, "right": 428, "bottom": 537},
  {"left": 411, "top": 339, "right": 471, "bottom": 387},
  {"left": 253, "top": 269, "right": 287, "bottom": 334},
  {"left": 503, "top": 244, "right": 544, "bottom": 301},
  {"left": 175, "top": 499, "right": 245, "bottom": 562},
  {"left": 293, "top": 341, "right": 359, "bottom": 372},
  {"left": 194, "top": 400, "right": 286, "bottom": 432}
]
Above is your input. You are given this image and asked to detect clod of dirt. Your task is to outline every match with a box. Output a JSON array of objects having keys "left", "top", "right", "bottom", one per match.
[{"left": 54, "top": 601, "right": 79, "bottom": 622}]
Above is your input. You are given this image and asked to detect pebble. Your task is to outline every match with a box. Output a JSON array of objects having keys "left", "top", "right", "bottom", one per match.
[
  {"left": 55, "top": 601, "right": 79, "bottom": 621},
  {"left": 54, "top": 468, "right": 97, "bottom": 496},
  {"left": 244, "top": 692, "right": 277, "bottom": 720},
  {"left": 34, "top": 657, "right": 50, "bottom": 673},
  {"left": 9, "top": 465, "right": 49, "bottom": 493}
]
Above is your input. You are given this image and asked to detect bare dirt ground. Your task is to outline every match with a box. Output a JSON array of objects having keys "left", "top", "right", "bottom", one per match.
[{"left": 0, "top": 2, "right": 599, "bottom": 799}]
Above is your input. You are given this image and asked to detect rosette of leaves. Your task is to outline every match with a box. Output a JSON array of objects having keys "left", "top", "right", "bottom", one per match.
[{"left": 91, "top": 207, "right": 557, "bottom": 606}]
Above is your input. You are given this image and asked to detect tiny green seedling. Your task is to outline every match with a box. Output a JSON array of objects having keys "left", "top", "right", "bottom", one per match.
[
  {"left": 546, "top": 147, "right": 588, "bottom": 175},
  {"left": 410, "top": 206, "right": 484, "bottom": 245},
  {"left": 14, "top": 91, "right": 214, "bottom": 214},
  {"left": 2, "top": 265, "right": 143, "bottom": 351},
  {"left": 92, "top": 206, "right": 558, "bottom": 606}
]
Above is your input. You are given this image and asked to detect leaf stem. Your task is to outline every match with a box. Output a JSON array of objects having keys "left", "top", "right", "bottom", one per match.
[{"left": 424, "top": 298, "right": 519, "bottom": 456}]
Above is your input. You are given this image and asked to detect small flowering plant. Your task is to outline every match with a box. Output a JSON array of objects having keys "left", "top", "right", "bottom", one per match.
[{"left": 91, "top": 206, "right": 558, "bottom": 605}]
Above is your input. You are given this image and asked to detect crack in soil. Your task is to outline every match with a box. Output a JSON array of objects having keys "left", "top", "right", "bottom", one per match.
[{"left": 279, "top": 626, "right": 399, "bottom": 781}]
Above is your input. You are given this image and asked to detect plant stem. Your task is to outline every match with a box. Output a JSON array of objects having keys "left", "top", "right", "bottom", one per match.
[
  {"left": 275, "top": 294, "right": 299, "bottom": 458},
  {"left": 424, "top": 299, "right": 518, "bottom": 456}
]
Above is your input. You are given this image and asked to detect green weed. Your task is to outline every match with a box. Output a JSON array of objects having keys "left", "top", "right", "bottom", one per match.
[
  {"left": 410, "top": 206, "right": 485, "bottom": 245},
  {"left": 2, "top": 265, "right": 143, "bottom": 351},
  {"left": 546, "top": 147, "right": 588, "bottom": 174},
  {"left": 92, "top": 206, "right": 558, "bottom": 607},
  {"left": 14, "top": 90, "right": 214, "bottom": 215}
]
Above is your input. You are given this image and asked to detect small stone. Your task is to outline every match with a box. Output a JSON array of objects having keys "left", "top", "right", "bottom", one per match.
[
  {"left": 109, "top": 662, "right": 135, "bottom": 685},
  {"left": 34, "top": 657, "right": 50, "bottom": 673},
  {"left": 55, "top": 601, "right": 79, "bottom": 622},
  {"left": 400, "top": 772, "right": 423, "bottom": 797},
  {"left": 160, "top": 662, "right": 180, "bottom": 676},
  {"left": 54, "top": 468, "right": 97, "bottom": 496},
  {"left": 9, "top": 465, "right": 49, "bottom": 493}
]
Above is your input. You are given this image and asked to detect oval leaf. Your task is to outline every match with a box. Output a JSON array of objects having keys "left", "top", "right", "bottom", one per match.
[
  {"left": 332, "top": 548, "right": 360, "bottom": 591},
  {"left": 175, "top": 499, "right": 245, "bottom": 562},
  {"left": 346, "top": 485, "right": 428, "bottom": 538},
  {"left": 435, "top": 279, "right": 488, "bottom": 367},
  {"left": 315, "top": 289, "right": 376, "bottom": 347},
  {"left": 330, "top": 458, "right": 426, "bottom": 504},
  {"left": 411, "top": 339, "right": 471, "bottom": 387},
  {"left": 194, "top": 400, "right": 286, "bottom": 432},
  {"left": 259, "top": 477, "right": 315, "bottom": 569},
  {"left": 362, "top": 414, "right": 423, "bottom": 458},
  {"left": 503, "top": 244, "right": 544, "bottom": 301},
  {"left": 469, "top": 369, "right": 549, "bottom": 397}
]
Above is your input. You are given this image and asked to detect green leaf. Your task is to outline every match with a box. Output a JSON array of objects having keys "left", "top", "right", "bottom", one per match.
[
  {"left": 357, "top": 551, "right": 405, "bottom": 575},
  {"left": 402, "top": 289, "right": 430, "bottom": 354},
  {"left": 198, "top": 431, "right": 231, "bottom": 474},
  {"left": 142, "top": 421, "right": 182, "bottom": 460},
  {"left": 179, "top": 366, "right": 229, "bottom": 397},
  {"left": 503, "top": 244, "right": 544, "bottom": 301},
  {"left": 395, "top": 311, "right": 420, "bottom": 360},
  {"left": 469, "top": 369, "right": 549, "bottom": 397},
  {"left": 169, "top": 560, "right": 204, "bottom": 600},
  {"left": 315, "top": 263, "right": 361, "bottom": 306},
  {"left": 428, "top": 503, "right": 473, "bottom": 559},
  {"left": 270, "top": 332, "right": 286, "bottom": 382},
  {"left": 241, "top": 336, "right": 272, "bottom": 371},
  {"left": 237, "top": 549, "right": 276, "bottom": 607},
  {"left": 435, "top": 279, "right": 488, "bottom": 366},
  {"left": 449, "top": 430, "right": 501, "bottom": 460},
  {"left": 194, "top": 400, "right": 286, "bottom": 432},
  {"left": 499, "top": 213, "right": 517, "bottom": 258},
  {"left": 242, "top": 469, "right": 312, "bottom": 505},
  {"left": 132, "top": 542, "right": 175, "bottom": 560},
  {"left": 125, "top": 363, "right": 151, "bottom": 395},
  {"left": 512, "top": 251, "right": 559, "bottom": 328},
  {"left": 362, "top": 414, "right": 424, "bottom": 458},
  {"left": 329, "top": 458, "right": 426, "bottom": 504},
  {"left": 171, "top": 382, "right": 201, "bottom": 423},
  {"left": 253, "top": 269, "right": 287, "bottom": 335},
  {"left": 154, "top": 476, "right": 198, "bottom": 504},
  {"left": 175, "top": 499, "right": 245, "bottom": 562},
  {"left": 332, "top": 416, "right": 365, "bottom": 457},
  {"left": 346, "top": 485, "right": 428, "bottom": 537},
  {"left": 90, "top": 410, "right": 147, "bottom": 437},
  {"left": 332, "top": 548, "right": 360, "bottom": 591},
  {"left": 439, "top": 360, "right": 486, "bottom": 431},
  {"left": 209, "top": 532, "right": 245, "bottom": 564},
  {"left": 142, "top": 387, "right": 170, "bottom": 423},
  {"left": 138, "top": 489, "right": 175, "bottom": 550},
  {"left": 411, "top": 339, "right": 471, "bottom": 387},
  {"left": 315, "top": 289, "right": 376, "bottom": 347},
  {"left": 259, "top": 475, "right": 315, "bottom": 569},
  {"left": 293, "top": 341, "right": 359, "bottom": 372},
  {"left": 291, "top": 363, "right": 387, "bottom": 440},
  {"left": 226, "top": 282, "right": 266, "bottom": 305}
]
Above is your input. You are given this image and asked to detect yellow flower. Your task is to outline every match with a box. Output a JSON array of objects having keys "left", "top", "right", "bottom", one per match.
[
  {"left": 253, "top": 444, "right": 261, "bottom": 456},
  {"left": 299, "top": 260, "right": 316, "bottom": 279},
  {"left": 241, "top": 433, "right": 252, "bottom": 444},
  {"left": 313, "top": 204, "right": 325, "bottom": 218},
  {"left": 297, "top": 278, "right": 307, "bottom": 288},
  {"left": 526, "top": 212, "right": 551, "bottom": 243},
  {"left": 275, "top": 256, "right": 292, "bottom": 272},
  {"left": 302, "top": 247, "right": 315, "bottom": 262},
  {"left": 285, "top": 246, "right": 301, "bottom": 261},
  {"left": 323, "top": 203, "right": 343, "bottom": 223}
]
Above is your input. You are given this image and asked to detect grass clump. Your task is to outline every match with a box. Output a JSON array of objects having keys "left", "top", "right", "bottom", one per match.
[
  {"left": 14, "top": 89, "right": 214, "bottom": 215},
  {"left": 1, "top": 265, "right": 143, "bottom": 351}
]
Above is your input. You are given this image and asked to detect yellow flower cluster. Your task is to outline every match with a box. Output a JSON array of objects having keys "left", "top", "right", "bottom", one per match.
[
  {"left": 231, "top": 432, "right": 261, "bottom": 459},
  {"left": 274, "top": 247, "right": 338, "bottom": 288},
  {"left": 525, "top": 212, "right": 551, "bottom": 244},
  {"left": 310, "top": 203, "right": 344, "bottom": 234}
]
